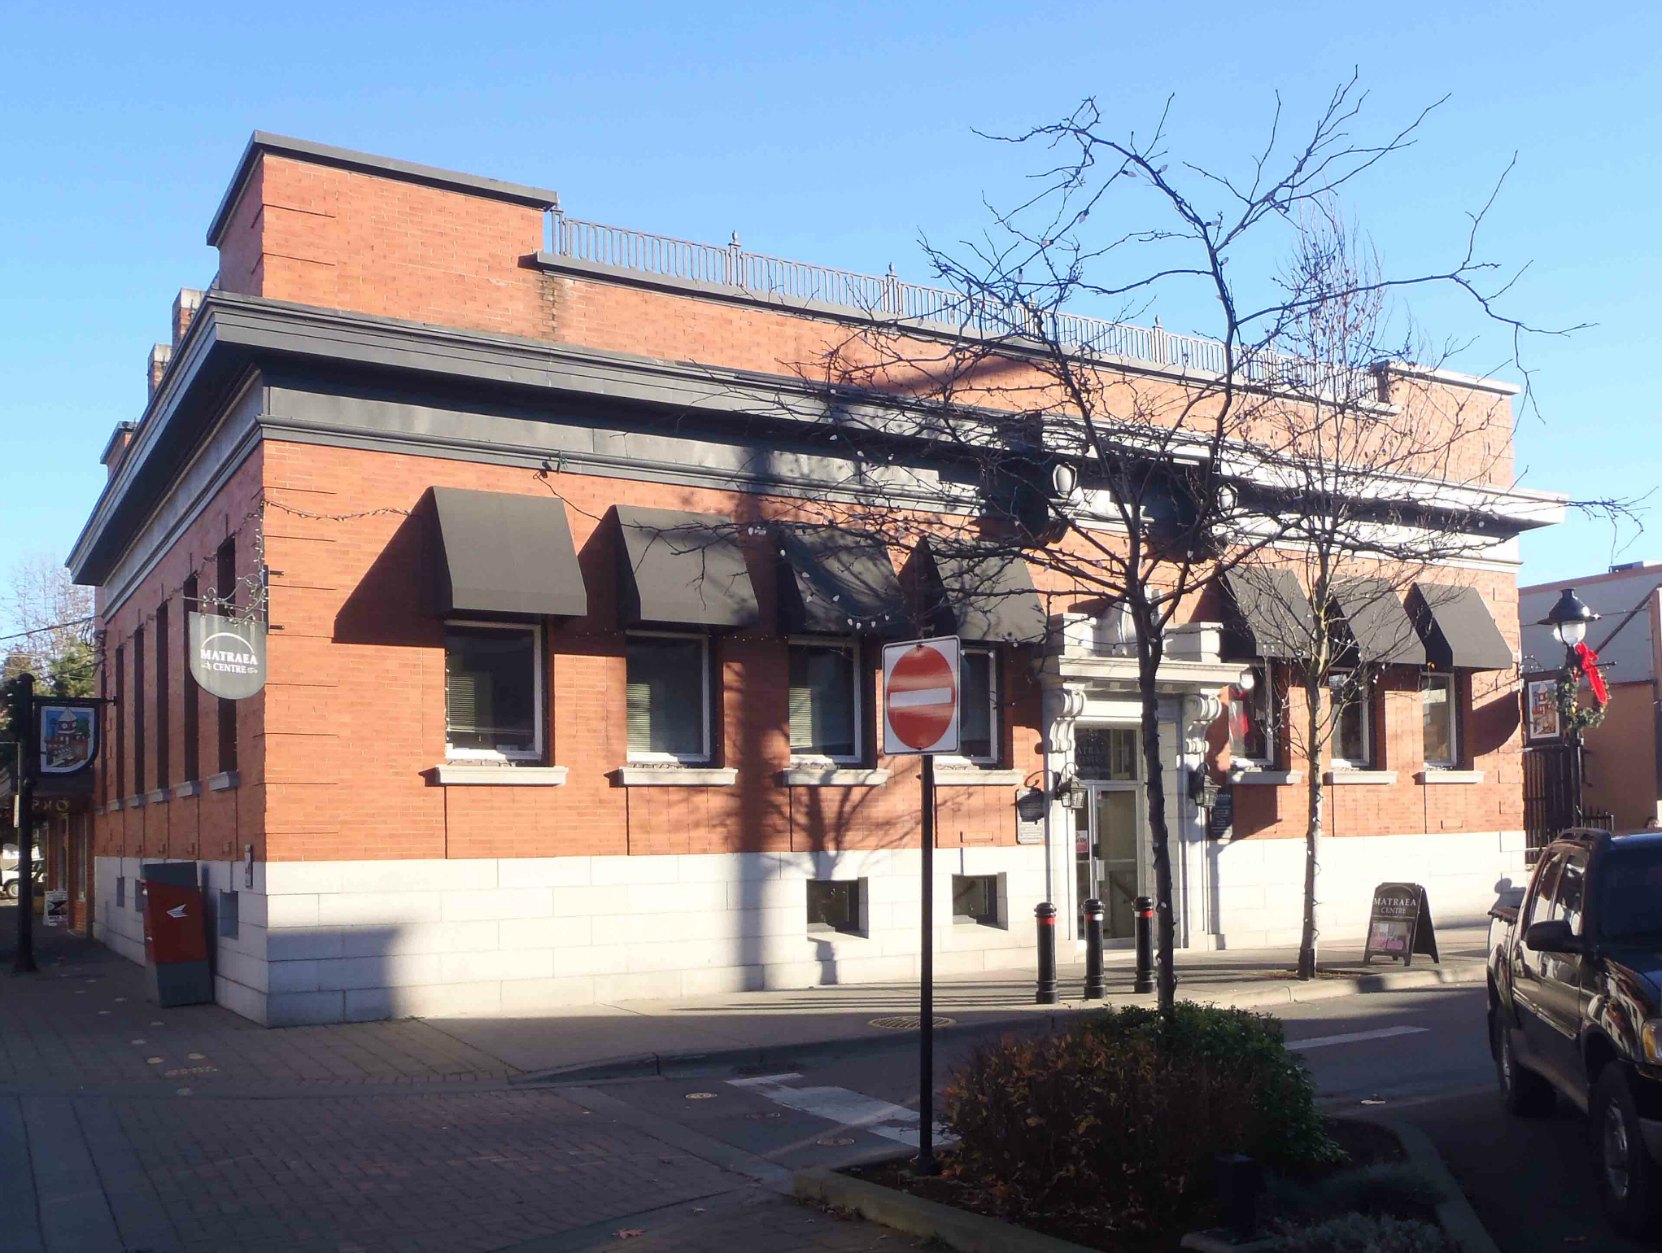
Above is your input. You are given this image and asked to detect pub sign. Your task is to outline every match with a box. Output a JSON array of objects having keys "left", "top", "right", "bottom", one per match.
[
  {"left": 37, "top": 700, "right": 98, "bottom": 775},
  {"left": 189, "top": 613, "right": 267, "bottom": 700}
]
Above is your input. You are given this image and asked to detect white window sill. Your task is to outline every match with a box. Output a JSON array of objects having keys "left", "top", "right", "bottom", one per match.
[
  {"left": 171, "top": 781, "right": 200, "bottom": 800},
  {"left": 146, "top": 789, "right": 169, "bottom": 805},
  {"left": 206, "top": 771, "right": 239, "bottom": 792},
  {"left": 932, "top": 767, "right": 1025, "bottom": 786},
  {"left": 807, "top": 926, "right": 869, "bottom": 940},
  {"left": 1416, "top": 769, "right": 1484, "bottom": 785},
  {"left": 122, "top": 795, "right": 145, "bottom": 810},
  {"left": 780, "top": 766, "right": 890, "bottom": 787},
  {"left": 613, "top": 766, "right": 738, "bottom": 787},
  {"left": 1230, "top": 770, "right": 1304, "bottom": 786},
  {"left": 1323, "top": 770, "right": 1398, "bottom": 786},
  {"left": 434, "top": 764, "right": 569, "bottom": 786}
]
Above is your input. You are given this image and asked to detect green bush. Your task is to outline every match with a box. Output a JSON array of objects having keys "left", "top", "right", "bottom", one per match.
[
  {"left": 1309, "top": 1164, "right": 1446, "bottom": 1219},
  {"left": 1276, "top": 1213, "right": 1451, "bottom": 1253},
  {"left": 942, "top": 1003, "right": 1338, "bottom": 1231}
]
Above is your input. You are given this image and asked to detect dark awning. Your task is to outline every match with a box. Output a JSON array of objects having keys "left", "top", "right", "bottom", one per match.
[
  {"left": 615, "top": 505, "right": 759, "bottom": 628},
  {"left": 1411, "top": 583, "right": 1513, "bottom": 671},
  {"left": 778, "top": 525, "right": 906, "bottom": 636},
  {"left": 432, "top": 487, "right": 588, "bottom": 618},
  {"left": 1333, "top": 578, "right": 1426, "bottom": 667},
  {"left": 919, "top": 541, "right": 1048, "bottom": 645},
  {"left": 1222, "top": 569, "right": 1313, "bottom": 660}
]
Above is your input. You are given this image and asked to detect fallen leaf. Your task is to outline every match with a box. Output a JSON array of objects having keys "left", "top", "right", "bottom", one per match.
[{"left": 613, "top": 1229, "right": 645, "bottom": 1239}]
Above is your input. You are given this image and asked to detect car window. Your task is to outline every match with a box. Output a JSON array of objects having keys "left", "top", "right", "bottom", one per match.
[
  {"left": 1550, "top": 851, "right": 1589, "bottom": 936},
  {"left": 1523, "top": 853, "right": 1563, "bottom": 932},
  {"left": 1599, "top": 846, "right": 1662, "bottom": 943}
]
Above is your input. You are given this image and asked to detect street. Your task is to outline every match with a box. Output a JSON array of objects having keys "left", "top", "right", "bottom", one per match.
[{"left": 3, "top": 911, "right": 1657, "bottom": 1252}]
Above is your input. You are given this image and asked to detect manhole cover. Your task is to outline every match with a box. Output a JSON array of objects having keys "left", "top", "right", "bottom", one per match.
[
  {"left": 684, "top": 1092, "right": 718, "bottom": 1100},
  {"left": 746, "top": 1111, "right": 782, "bottom": 1120},
  {"left": 868, "top": 1015, "right": 956, "bottom": 1030}
]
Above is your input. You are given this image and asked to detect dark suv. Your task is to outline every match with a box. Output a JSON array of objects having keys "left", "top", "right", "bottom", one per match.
[{"left": 1487, "top": 829, "right": 1662, "bottom": 1235}]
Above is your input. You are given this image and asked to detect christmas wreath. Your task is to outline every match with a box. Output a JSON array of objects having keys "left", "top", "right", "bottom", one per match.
[{"left": 1556, "top": 641, "right": 1609, "bottom": 734}]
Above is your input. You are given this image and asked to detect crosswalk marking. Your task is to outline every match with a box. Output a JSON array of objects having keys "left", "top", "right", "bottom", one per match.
[
  {"left": 727, "top": 1073, "right": 954, "bottom": 1148},
  {"left": 1288, "top": 1025, "right": 1429, "bottom": 1051}
]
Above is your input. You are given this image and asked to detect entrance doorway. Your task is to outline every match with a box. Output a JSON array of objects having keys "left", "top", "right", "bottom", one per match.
[{"left": 1073, "top": 726, "right": 1145, "bottom": 942}]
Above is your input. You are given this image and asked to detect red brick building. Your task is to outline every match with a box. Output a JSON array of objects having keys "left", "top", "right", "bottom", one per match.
[{"left": 65, "top": 135, "right": 1560, "bottom": 1024}]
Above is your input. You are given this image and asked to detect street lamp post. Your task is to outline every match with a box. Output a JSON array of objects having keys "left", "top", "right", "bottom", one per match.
[{"left": 1538, "top": 588, "right": 1599, "bottom": 829}]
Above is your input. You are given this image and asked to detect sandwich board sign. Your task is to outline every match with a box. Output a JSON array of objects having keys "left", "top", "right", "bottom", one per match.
[
  {"left": 882, "top": 637, "right": 961, "bottom": 756},
  {"left": 1362, "top": 882, "right": 1440, "bottom": 966}
]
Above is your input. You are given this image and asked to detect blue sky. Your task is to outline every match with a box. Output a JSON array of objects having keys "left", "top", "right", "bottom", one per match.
[{"left": 2, "top": 0, "right": 1655, "bottom": 633}]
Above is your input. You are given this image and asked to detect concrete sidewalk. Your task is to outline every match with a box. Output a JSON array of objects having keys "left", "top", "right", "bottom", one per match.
[
  {"left": 427, "top": 926, "right": 1492, "bottom": 1083},
  {"left": 1, "top": 903, "right": 1488, "bottom": 1092}
]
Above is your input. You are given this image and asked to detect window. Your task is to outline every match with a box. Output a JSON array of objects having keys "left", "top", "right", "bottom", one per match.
[
  {"left": 1331, "top": 672, "right": 1373, "bottom": 769},
  {"left": 952, "top": 874, "right": 1002, "bottom": 927},
  {"left": 1420, "top": 672, "right": 1458, "bottom": 768},
  {"left": 1550, "top": 851, "right": 1588, "bottom": 937},
  {"left": 154, "top": 601, "right": 170, "bottom": 789},
  {"left": 789, "top": 640, "right": 859, "bottom": 761},
  {"left": 626, "top": 633, "right": 709, "bottom": 761},
  {"left": 958, "top": 648, "right": 999, "bottom": 763},
  {"left": 807, "top": 879, "right": 865, "bottom": 935},
  {"left": 1522, "top": 853, "right": 1564, "bottom": 936},
  {"left": 114, "top": 645, "right": 126, "bottom": 800},
  {"left": 444, "top": 622, "right": 542, "bottom": 760},
  {"left": 181, "top": 575, "right": 199, "bottom": 782},
  {"left": 215, "top": 539, "right": 238, "bottom": 774},
  {"left": 1229, "top": 664, "right": 1278, "bottom": 766},
  {"left": 133, "top": 625, "right": 146, "bottom": 796}
]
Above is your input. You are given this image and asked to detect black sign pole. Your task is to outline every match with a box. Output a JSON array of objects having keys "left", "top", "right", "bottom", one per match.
[
  {"left": 917, "top": 750, "right": 936, "bottom": 1176},
  {"left": 13, "top": 672, "right": 36, "bottom": 974}
]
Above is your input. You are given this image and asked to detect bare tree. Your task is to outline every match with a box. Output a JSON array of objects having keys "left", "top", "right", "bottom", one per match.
[
  {"left": 1, "top": 554, "right": 95, "bottom": 697},
  {"left": 1225, "top": 209, "right": 1525, "bottom": 979},
  {"left": 757, "top": 79, "right": 1554, "bottom": 1011}
]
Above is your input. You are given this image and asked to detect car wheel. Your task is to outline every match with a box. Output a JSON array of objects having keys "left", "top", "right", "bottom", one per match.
[
  {"left": 1494, "top": 1013, "right": 1554, "bottom": 1116},
  {"left": 1592, "top": 1066, "right": 1661, "bottom": 1237},
  {"left": 0, "top": 880, "right": 15, "bottom": 900}
]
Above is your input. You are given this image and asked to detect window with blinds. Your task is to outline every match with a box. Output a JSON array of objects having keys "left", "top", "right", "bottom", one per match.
[
  {"left": 625, "top": 634, "right": 708, "bottom": 761},
  {"left": 444, "top": 623, "right": 541, "bottom": 759},
  {"left": 788, "top": 640, "right": 858, "bottom": 761}
]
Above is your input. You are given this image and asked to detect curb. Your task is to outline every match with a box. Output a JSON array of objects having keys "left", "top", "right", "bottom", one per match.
[
  {"left": 795, "top": 1160, "right": 1096, "bottom": 1253},
  {"left": 1355, "top": 1114, "right": 1503, "bottom": 1253},
  {"left": 514, "top": 963, "right": 1485, "bottom": 1086}
]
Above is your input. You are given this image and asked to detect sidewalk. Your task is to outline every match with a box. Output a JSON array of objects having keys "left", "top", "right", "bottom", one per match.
[{"left": 1, "top": 903, "right": 1489, "bottom": 1093}]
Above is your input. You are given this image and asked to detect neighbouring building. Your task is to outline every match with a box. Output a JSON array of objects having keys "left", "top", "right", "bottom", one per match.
[
  {"left": 1521, "top": 563, "right": 1662, "bottom": 836},
  {"left": 65, "top": 135, "right": 1563, "bottom": 1025}
]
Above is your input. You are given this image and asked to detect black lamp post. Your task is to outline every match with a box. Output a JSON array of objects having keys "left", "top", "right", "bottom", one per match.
[{"left": 1538, "top": 588, "right": 1599, "bottom": 828}]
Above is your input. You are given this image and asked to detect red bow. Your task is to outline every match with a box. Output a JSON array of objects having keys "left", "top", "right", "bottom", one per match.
[{"left": 1574, "top": 642, "right": 1609, "bottom": 706}]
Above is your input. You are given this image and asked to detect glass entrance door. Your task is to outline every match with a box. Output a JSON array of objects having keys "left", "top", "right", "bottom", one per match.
[{"left": 1073, "top": 726, "right": 1144, "bottom": 942}]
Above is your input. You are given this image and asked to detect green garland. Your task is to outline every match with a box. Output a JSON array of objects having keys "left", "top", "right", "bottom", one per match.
[{"left": 1556, "top": 665, "right": 1607, "bottom": 735}]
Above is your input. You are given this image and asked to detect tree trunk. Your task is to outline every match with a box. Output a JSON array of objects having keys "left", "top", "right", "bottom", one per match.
[
  {"left": 1136, "top": 626, "right": 1177, "bottom": 1012},
  {"left": 1297, "top": 675, "right": 1324, "bottom": 980}
]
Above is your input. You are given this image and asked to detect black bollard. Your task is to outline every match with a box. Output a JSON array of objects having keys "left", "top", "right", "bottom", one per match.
[
  {"left": 1082, "top": 898, "right": 1105, "bottom": 999},
  {"left": 1133, "top": 894, "right": 1155, "bottom": 994},
  {"left": 1034, "top": 902, "right": 1058, "bottom": 1004},
  {"left": 1216, "top": 1154, "right": 1263, "bottom": 1239}
]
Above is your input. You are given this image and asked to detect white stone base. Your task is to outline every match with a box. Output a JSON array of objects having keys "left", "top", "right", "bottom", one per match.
[
  {"left": 95, "top": 847, "right": 1048, "bottom": 1026},
  {"left": 1203, "top": 828, "right": 1529, "bottom": 949}
]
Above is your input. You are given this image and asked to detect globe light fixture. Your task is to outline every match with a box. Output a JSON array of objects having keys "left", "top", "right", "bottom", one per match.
[{"left": 1539, "top": 587, "right": 1598, "bottom": 648}]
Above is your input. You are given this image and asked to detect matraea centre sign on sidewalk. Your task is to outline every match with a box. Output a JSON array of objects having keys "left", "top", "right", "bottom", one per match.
[{"left": 189, "top": 613, "right": 267, "bottom": 700}]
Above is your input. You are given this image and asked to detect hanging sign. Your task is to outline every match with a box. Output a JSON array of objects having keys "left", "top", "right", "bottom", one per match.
[
  {"left": 189, "top": 613, "right": 266, "bottom": 700},
  {"left": 1362, "top": 882, "right": 1441, "bottom": 967},
  {"left": 37, "top": 701, "right": 99, "bottom": 775},
  {"left": 882, "top": 637, "right": 960, "bottom": 755}
]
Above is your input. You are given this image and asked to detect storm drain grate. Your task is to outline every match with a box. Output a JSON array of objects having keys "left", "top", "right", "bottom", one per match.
[{"left": 867, "top": 1015, "right": 956, "bottom": 1030}]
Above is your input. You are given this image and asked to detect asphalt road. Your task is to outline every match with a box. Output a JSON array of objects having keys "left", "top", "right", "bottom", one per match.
[{"left": 594, "top": 985, "right": 1659, "bottom": 1251}]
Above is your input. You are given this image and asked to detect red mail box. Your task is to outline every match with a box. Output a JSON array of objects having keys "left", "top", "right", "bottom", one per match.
[{"left": 143, "top": 880, "right": 209, "bottom": 965}]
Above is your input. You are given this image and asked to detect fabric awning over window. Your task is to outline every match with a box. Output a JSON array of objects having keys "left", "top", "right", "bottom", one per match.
[
  {"left": 432, "top": 487, "right": 588, "bottom": 618},
  {"left": 777, "top": 525, "right": 907, "bottom": 636},
  {"left": 1332, "top": 578, "right": 1426, "bottom": 667},
  {"left": 614, "top": 505, "right": 759, "bottom": 628},
  {"left": 1222, "top": 568, "right": 1313, "bottom": 660},
  {"left": 918, "top": 540, "right": 1049, "bottom": 645},
  {"left": 1411, "top": 583, "right": 1513, "bottom": 671}
]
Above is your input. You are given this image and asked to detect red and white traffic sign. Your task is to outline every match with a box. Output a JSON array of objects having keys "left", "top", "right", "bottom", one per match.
[{"left": 882, "top": 636, "right": 961, "bottom": 755}]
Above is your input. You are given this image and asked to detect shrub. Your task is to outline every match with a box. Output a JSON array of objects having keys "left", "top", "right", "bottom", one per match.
[
  {"left": 1309, "top": 1164, "right": 1446, "bottom": 1219},
  {"left": 1276, "top": 1213, "right": 1452, "bottom": 1253},
  {"left": 942, "top": 1003, "right": 1339, "bottom": 1232}
]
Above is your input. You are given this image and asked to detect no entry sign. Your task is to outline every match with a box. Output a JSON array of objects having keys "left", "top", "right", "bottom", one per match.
[{"left": 883, "top": 637, "right": 961, "bottom": 755}]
